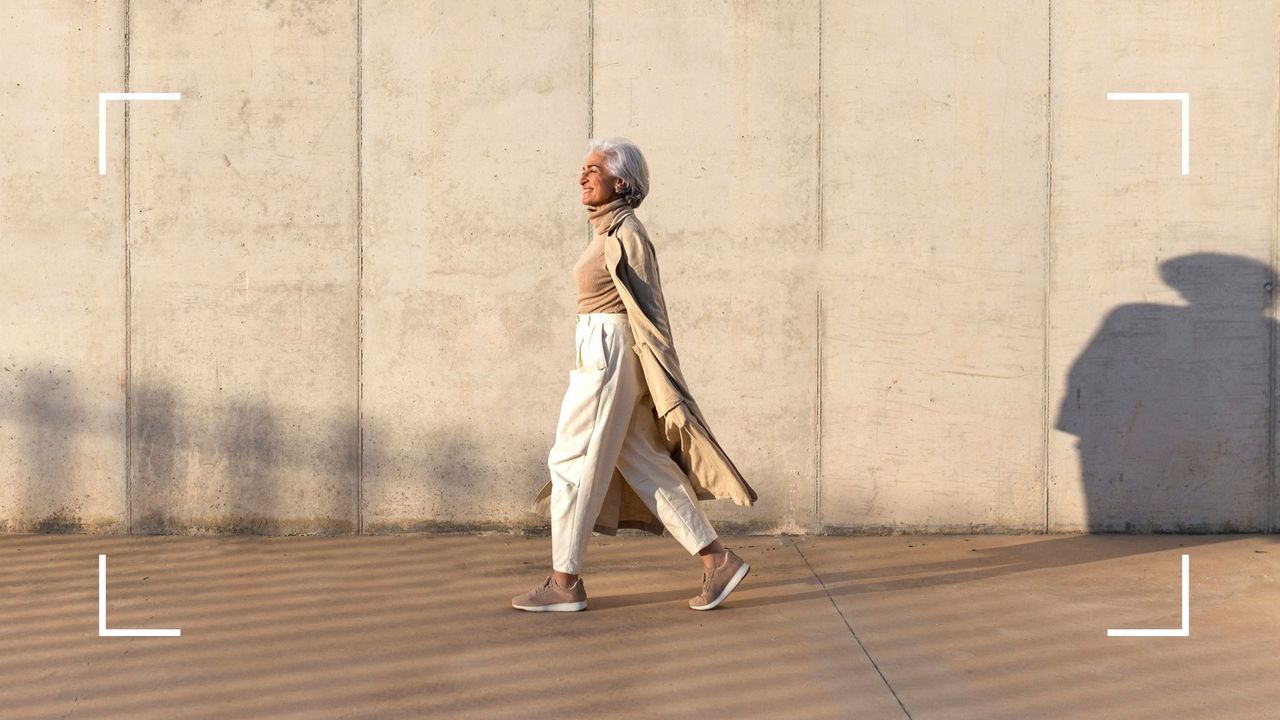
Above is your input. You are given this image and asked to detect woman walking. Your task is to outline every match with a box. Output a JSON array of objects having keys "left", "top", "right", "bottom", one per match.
[{"left": 514, "top": 137, "right": 759, "bottom": 612}]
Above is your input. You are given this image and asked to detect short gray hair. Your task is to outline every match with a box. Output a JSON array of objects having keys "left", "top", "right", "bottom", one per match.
[{"left": 586, "top": 136, "right": 649, "bottom": 208}]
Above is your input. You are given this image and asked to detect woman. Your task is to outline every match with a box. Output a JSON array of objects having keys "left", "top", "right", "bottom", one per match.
[{"left": 513, "top": 137, "right": 759, "bottom": 613}]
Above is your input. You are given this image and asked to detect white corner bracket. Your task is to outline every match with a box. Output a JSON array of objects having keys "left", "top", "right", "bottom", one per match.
[
  {"left": 98, "top": 91, "right": 182, "bottom": 175},
  {"left": 99, "top": 554, "right": 181, "bottom": 637},
  {"left": 1105, "top": 92, "right": 1190, "bottom": 175},
  {"left": 1107, "top": 553, "right": 1190, "bottom": 637}
]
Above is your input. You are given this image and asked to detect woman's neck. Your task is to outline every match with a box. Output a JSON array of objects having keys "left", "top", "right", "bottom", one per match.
[{"left": 586, "top": 196, "right": 631, "bottom": 236}]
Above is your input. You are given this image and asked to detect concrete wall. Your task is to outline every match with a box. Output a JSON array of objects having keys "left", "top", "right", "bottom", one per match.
[{"left": 1, "top": 0, "right": 1277, "bottom": 535}]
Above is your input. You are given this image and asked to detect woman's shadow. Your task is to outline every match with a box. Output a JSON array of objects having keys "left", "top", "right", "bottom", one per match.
[{"left": 1054, "top": 252, "right": 1278, "bottom": 536}]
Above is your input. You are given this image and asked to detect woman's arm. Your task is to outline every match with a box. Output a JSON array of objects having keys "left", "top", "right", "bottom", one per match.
[{"left": 615, "top": 221, "right": 676, "bottom": 347}]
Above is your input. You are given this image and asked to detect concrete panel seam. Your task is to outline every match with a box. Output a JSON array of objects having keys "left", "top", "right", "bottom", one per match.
[
  {"left": 792, "top": 541, "right": 912, "bottom": 719},
  {"left": 1041, "top": 0, "right": 1053, "bottom": 535},
  {"left": 587, "top": 0, "right": 593, "bottom": 139},
  {"left": 1270, "top": 10, "right": 1279, "bottom": 535},
  {"left": 356, "top": 0, "right": 364, "bottom": 535},
  {"left": 586, "top": 1, "right": 595, "bottom": 251},
  {"left": 816, "top": 290, "right": 823, "bottom": 531},
  {"left": 124, "top": 0, "right": 133, "bottom": 535},
  {"left": 815, "top": 0, "right": 823, "bottom": 532}
]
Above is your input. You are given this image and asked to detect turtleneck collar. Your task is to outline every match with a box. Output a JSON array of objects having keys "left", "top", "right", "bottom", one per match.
[{"left": 586, "top": 196, "right": 633, "bottom": 237}]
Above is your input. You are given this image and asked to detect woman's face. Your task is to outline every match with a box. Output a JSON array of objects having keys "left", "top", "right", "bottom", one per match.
[{"left": 580, "top": 151, "right": 622, "bottom": 206}]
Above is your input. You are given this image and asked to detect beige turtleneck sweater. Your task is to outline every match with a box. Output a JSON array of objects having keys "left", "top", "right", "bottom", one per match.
[{"left": 575, "top": 197, "right": 631, "bottom": 314}]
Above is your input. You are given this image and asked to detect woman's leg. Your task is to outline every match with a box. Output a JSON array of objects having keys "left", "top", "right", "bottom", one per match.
[
  {"left": 547, "top": 315, "right": 641, "bottom": 586},
  {"left": 613, "top": 379, "right": 724, "bottom": 563},
  {"left": 612, "top": 385, "right": 751, "bottom": 610}
]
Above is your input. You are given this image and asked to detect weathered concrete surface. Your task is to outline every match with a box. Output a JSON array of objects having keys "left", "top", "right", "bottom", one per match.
[
  {"left": 360, "top": 2, "right": 589, "bottom": 533},
  {"left": 1, "top": 1, "right": 1278, "bottom": 535},
  {"left": 593, "top": 0, "right": 821, "bottom": 534},
  {"left": 0, "top": 2, "right": 128, "bottom": 533},
  {"left": 1, "top": 533, "right": 1277, "bottom": 718},
  {"left": 126, "top": 1, "right": 360, "bottom": 533},
  {"left": 1047, "top": 1, "right": 1279, "bottom": 533},
  {"left": 799, "top": 533, "right": 1280, "bottom": 719},
  {"left": 819, "top": 1, "right": 1050, "bottom": 533}
]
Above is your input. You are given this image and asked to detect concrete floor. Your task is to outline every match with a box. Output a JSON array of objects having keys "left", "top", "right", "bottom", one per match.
[{"left": 1, "top": 532, "right": 1277, "bottom": 719}]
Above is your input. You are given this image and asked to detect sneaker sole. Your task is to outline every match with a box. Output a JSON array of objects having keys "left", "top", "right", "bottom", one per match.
[
  {"left": 689, "top": 561, "right": 750, "bottom": 611},
  {"left": 512, "top": 600, "right": 587, "bottom": 612}
]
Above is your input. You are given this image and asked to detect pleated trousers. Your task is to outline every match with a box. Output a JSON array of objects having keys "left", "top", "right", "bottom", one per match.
[{"left": 548, "top": 312, "right": 719, "bottom": 574}]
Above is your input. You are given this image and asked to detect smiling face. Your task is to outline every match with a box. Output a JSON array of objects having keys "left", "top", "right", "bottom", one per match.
[{"left": 580, "top": 150, "right": 624, "bottom": 206}]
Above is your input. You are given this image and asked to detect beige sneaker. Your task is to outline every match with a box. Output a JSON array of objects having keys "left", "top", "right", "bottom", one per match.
[
  {"left": 512, "top": 575, "right": 588, "bottom": 612},
  {"left": 689, "top": 550, "right": 750, "bottom": 610}
]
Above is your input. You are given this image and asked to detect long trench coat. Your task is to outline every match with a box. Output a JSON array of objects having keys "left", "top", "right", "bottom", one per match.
[{"left": 531, "top": 203, "right": 759, "bottom": 536}]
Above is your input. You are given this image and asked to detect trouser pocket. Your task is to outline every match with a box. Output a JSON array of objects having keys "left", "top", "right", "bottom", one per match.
[
  {"left": 575, "top": 321, "right": 610, "bottom": 372},
  {"left": 550, "top": 331, "right": 610, "bottom": 486}
]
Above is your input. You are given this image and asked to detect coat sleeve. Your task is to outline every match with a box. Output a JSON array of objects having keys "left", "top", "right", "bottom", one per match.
[{"left": 615, "top": 222, "right": 676, "bottom": 347}]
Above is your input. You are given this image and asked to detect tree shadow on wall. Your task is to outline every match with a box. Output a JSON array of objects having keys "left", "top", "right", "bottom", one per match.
[
  {"left": 12, "top": 363, "right": 82, "bottom": 532},
  {"left": 1054, "top": 252, "right": 1276, "bottom": 534},
  {"left": 129, "top": 376, "right": 362, "bottom": 535}
]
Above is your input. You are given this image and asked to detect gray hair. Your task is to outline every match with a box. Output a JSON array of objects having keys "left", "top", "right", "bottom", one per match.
[{"left": 586, "top": 136, "right": 649, "bottom": 208}]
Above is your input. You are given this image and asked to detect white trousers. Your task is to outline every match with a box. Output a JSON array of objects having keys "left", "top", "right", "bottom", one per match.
[{"left": 549, "top": 312, "right": 719, "bottom": 574}]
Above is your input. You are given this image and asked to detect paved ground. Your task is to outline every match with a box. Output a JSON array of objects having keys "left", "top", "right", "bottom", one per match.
[{"left": 1, "top": 532, "right": 1277, "bottom": 719}]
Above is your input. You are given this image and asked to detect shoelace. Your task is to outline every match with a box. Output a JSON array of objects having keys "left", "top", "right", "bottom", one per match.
[
  {"left": 701, "top": 554, "right": 725, "bottom": 586},
  {"left": 695, "top": 553, "right": 733, "bottom": 600}
]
